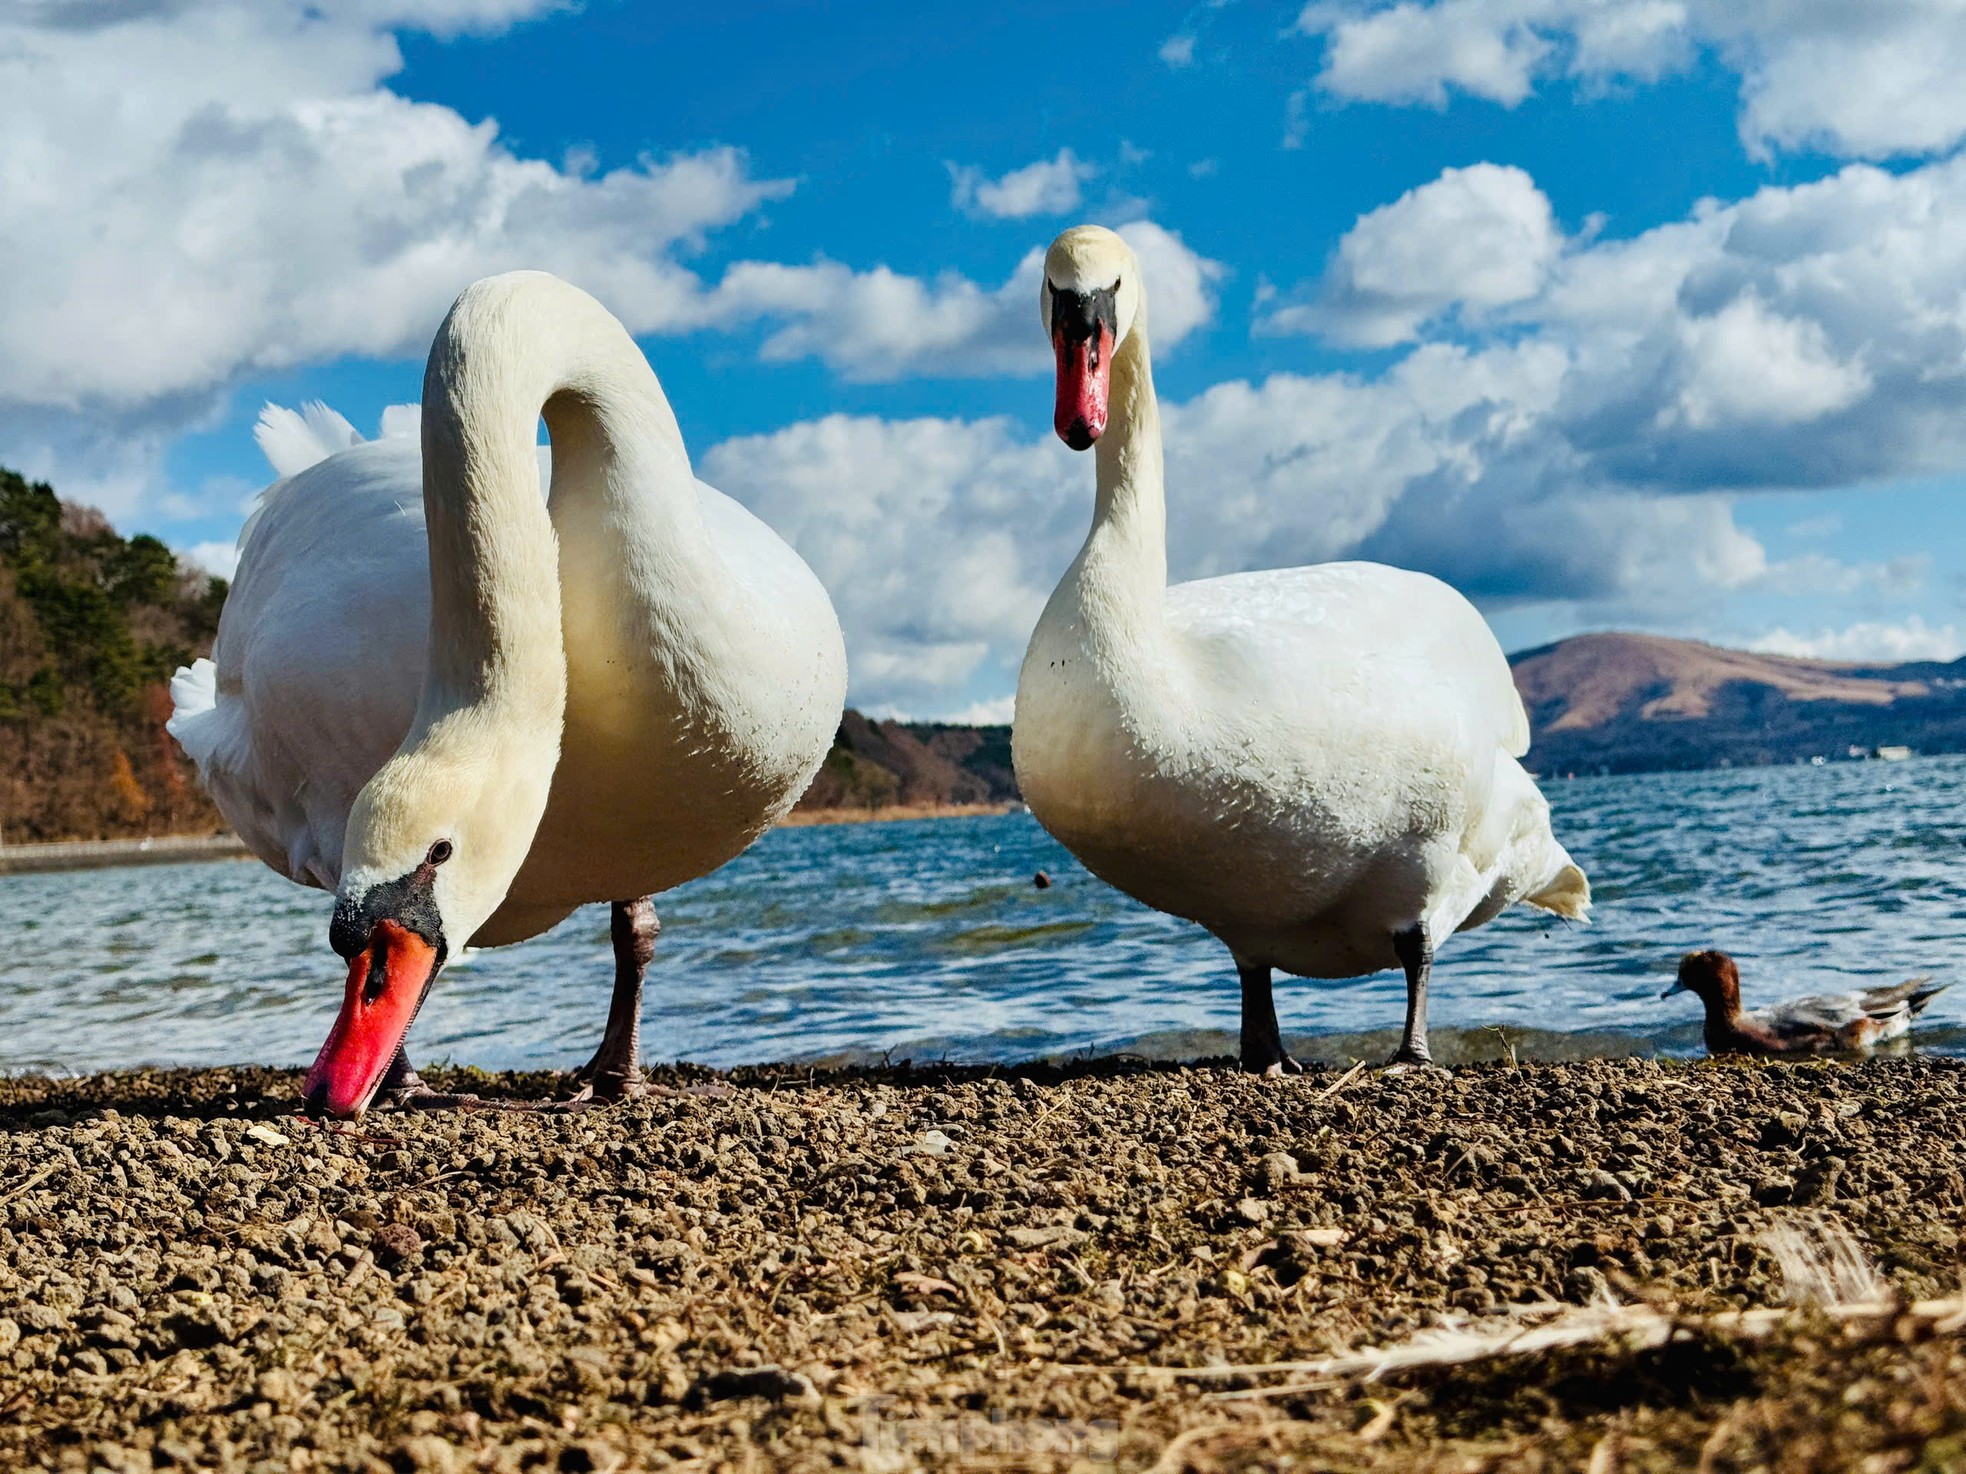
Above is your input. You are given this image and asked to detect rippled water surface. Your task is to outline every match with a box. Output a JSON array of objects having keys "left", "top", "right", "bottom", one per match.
[{"left": 9, "top": 756, "right": 1966, "bottom": 1074}]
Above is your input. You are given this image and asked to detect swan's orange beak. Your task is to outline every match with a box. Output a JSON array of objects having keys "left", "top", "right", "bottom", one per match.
[
  {"left": 303, "top": 920, "right": 440, "bottom": 1119},
  {"left": 1054, "top": 324, "right": 1112, "bottom": 451}
]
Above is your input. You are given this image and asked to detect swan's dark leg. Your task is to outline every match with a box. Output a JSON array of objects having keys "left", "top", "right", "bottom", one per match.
[
  {"left": 367, "top": 899, "right": 678, "bottom": 1115},
  {"left": 1239, "top": 961, "right": 1303, "bottom": 1077},
  {"left": 567, "top": 897, "right": 658, "bottom": 1102},
  {"left": 1386, "top": 925, "right": 1440, "bottom": 1071}
]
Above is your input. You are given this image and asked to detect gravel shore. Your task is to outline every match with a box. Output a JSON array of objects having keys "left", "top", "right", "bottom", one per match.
[{"left": 4, "top": 1057, "right": 1966, "bottom": 1472}]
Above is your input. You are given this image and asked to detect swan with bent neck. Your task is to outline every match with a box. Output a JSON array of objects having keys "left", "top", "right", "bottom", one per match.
[
  {"left": 169, "top": 272, "right": 847, "bottom": 1117},
  {"left": 1013, "top": 225, "right": 1590, "bottom": 1073}
]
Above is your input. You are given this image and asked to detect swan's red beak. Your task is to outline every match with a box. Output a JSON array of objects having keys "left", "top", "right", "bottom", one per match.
[
  {"left": 302, "top": 920, "right": 440, "bottom": 1119},
  {"left": 1054, "top": 325, "right": 1112, "bottom": 451}
]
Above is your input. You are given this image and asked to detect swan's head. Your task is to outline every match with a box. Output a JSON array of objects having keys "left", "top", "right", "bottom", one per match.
[
  {"left": 302, "top": 720, "right": 556, "bottom": 1118},
  {"left": 1041, "top": 225, "right": 1143, "bottom": 451}
]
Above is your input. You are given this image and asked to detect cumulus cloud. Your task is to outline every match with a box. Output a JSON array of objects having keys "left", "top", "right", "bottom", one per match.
[
  {"left": 701, "top": 415, "right": 1083, "bottom": 710},
  {"left": 701, "top": 221, "right": 1224, "bottom": 381},
  {"left": 1260, "top": 163, "right": 1561, "bottom": 345},
  {"left": 948, "top": 149, "right": 1095, "bottom": 219},
  {"left": 1160, "top": 33, "right": 1199, "bottom": 67},
  {"left": 1296, "top": 1, "right": 1966, "bottom": 159},
  {"left": 0, "top": 1, "right": 793, "bottom": 518},
  {"left": 1750, "top": 616, "right": 1966, "bottom": 664},
  {"left": 1267, "top": 153, "right": 1966, "bottom": 497}
]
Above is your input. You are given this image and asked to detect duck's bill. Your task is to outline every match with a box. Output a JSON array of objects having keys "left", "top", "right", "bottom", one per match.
[
  {"left": 302, "top": 920, "right": 441, "bottom": 1119},
  {"left": 1053, "top": 327, "right": 1112, "bottom": 450},
  {"left": 1660, "top": 980, "right": 1686, "bottom": 999}
]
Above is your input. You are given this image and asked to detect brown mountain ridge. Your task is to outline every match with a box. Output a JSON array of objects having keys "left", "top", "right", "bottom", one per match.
[{"left": 1512, "top": 631, "right": 1966, "bottom": 774}]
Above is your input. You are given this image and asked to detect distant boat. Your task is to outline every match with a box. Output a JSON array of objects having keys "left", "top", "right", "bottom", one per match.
[{"left": 1874, "top": 745, "right": 1914, "bottom": 761}]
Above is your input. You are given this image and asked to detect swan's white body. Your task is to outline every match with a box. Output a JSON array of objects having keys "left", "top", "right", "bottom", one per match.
[
  {"left": 1014, "top": 228, "right": 1585, "bottom": 1046},
  {"left": 170, "top": 273, "right": 846, "bottom": 955}
]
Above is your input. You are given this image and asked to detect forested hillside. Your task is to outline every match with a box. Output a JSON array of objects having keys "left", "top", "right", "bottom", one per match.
[
  {"left": 0, "top": 467, "right": 1018, "bottom": 843},
  {"left": 0, "top": 467, "right": 228, "bottom": 841}
]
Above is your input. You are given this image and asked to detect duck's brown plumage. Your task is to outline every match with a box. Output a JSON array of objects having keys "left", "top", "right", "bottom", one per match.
[{"left": 1667, "top": 950, "right": 1949, "bottom": 1057}]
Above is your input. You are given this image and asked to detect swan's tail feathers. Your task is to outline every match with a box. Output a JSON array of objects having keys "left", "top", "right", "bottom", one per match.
[
  {"left": 165, "top": 657, "right": 254, "bottom": 793},
  {"left": 254, "top": 401, "right": 362, "bottom": 478},
  {"left": 1528, "top": 853, "right": 1592, "bottom": 922}
]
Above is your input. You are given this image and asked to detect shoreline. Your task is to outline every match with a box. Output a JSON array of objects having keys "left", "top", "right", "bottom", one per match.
[
  {"left": 0, "top": 803, "right": 1020, "bottom": 876},
  {"left": 5, "top": 1057, "right": 1964, "bottom": 1471}
]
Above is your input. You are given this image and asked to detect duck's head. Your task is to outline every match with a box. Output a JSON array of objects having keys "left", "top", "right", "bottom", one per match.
[
  {"left": 302, "top": 723, "right": 556, "bottom": 1119},
  {"left": 1041, "top": 225, "right": 1144, "bottom": 451},
  {"left": 1663, "top": 950, "right": 1741, "bottom": 1009}
]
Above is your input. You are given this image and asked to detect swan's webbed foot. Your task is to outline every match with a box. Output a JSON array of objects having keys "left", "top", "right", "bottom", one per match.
[
  {"left": 1261, "top": 1054, "right": 1307, "bottom": 1079},
  {"left": 1381, "top": 1048, "right": 1446, "bottom": 1076}
]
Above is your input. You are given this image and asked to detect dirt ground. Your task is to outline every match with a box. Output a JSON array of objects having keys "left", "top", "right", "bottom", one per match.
[{"left": 4, "top": 1056, "right": 1966, "bottom": 1472}]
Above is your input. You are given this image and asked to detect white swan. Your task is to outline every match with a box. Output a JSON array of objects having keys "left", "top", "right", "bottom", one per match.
[
  {"left": 1012, "top": 226, "right": 1589, "bottom": 1073},
  {"left": 169, "top": 272, "right": 847, "bottom": 1117}
]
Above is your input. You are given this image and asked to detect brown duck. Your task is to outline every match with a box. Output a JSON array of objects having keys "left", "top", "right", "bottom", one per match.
[{"left": 1665, "top": 950, "right": 1950, "bottom": 1056}]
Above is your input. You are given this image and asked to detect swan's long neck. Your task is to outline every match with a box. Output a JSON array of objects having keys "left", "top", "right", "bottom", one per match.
[
  {"left": 1073, "top": 318, "right": 1168, "bottom": 641},
  {"left": 416, "top": 273, "right": 695, "bottom": 737}
]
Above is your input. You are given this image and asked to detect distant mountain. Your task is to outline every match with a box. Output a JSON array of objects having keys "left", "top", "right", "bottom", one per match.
[
  {"left": 795, "top": 710, "right": 1017, "bottom": 812},
  {"left": 1513, "top": 632, "right": 1966, "bottom": 775},
  {"left": 0, "top": 468, "right": 226, "bottom": 842}
]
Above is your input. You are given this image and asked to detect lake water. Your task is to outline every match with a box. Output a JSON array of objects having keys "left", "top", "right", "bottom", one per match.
[{"left": 8, "top": 756, "right": 1966, "bottom": 1076}]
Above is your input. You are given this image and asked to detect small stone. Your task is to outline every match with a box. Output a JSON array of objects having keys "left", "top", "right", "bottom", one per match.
[
  {"left": 372, "top": 1223, "right": 423, "bottom": 1265},
  {"left": 1794, "top": 1157, "right": 1846, "bottom": 1206},
  {"left": 693, "top": 1365, "right": 818, "bottom": 1406},
  {"left": 1752, "top": 1177, "right": 1797, "bottom": 1207},
  {"left": 257, "top": 1368, "right": 300, "bottom": 1408},
  {"left": 1032, "top": 871, "right": 1052, "bottom": 889},
  {"left": 397, "top": 1434, "right": 463, "bottom": 1474},
  {"left": 907, "top": 1129, "right": 954, "bottom": 1156},
  {"left": 1237, "top": 1196, "right": 1272, "bottom": 1225},
  {"left": 244, "top": 1123, "right": 290, "bottom": 1147},
  {"left": 1006, "top": 1226, "right": 1089, "bottom": 1250},
  {"left": 1263, "top": 1152, "right": 1308, "bottom": 1191},
  {"left": 1580, "top": 1169, "right": 1632, "bottom": 1203}
]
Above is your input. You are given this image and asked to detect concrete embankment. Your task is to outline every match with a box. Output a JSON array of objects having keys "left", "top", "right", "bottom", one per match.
[{"left": 0, "top": 833, "right": 250, "bottom": 876}]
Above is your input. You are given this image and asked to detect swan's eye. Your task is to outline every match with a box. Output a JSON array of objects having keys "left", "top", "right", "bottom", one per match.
[{"left": 427, "top": 840, "right": 454, "bottom": 866}]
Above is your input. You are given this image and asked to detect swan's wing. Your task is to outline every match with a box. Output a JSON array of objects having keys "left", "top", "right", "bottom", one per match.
[
  {"left": 169, "top": 438, "right": 430, "bottom": 890},
  {"left": 1165, "top": 563, "right": 1531, "bottom": 759},
  {"left": 1162, "top": 562, "right": 1581, "bottom": 931}
]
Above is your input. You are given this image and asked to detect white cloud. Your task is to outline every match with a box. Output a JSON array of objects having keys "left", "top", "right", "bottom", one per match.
[
  {"left": 939, "top": 695, "right": 1017, "bottom": 725},
  {"left": 1160, "top": 32, "right": 1199, "bottom": 67},
  {"left": 1299, "top": 0, "right": 1557, "bottom": 107},
  {"left": 702, "top": 220, "right": 1223, "bottom": 382},
  {"left": 1261, "top": 163, "right": 1561, "bottom": 346},
  {"left": 1296, "top": 1, "right": 1966, "bottom": 159},
  {"left": 701, "top": 415, "right": 1082, "bottom": 710},
  {"left": 178, "top": 541, "right": 241, "bottom": 581},
  {"left": 1267, "top": 153, "right": 1966, "bottom": 495},
  {"left": 1667, "top": 293, "right": 1871, "bottom": 430},
  {"left": 0, "top": 1, "right": 792, "bottom": 518},
  {"left": 1750, "top": 616, "right": 1966, "bottom": 664},
  {"left": 949, "top": 149, "right": 1095, "bottom": 219}
]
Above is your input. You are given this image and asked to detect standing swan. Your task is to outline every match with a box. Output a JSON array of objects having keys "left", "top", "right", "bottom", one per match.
[
  {"left": 169, "top": 272, "right": 847, "bottom": 1117},
  {"left": 1013, "top": 227, "right": 1588, "bottom": 1073}
]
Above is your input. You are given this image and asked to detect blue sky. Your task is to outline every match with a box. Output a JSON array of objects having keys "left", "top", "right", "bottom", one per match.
[{"left": 8, "top": 1, "right": 1966, "bottom": 718}]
